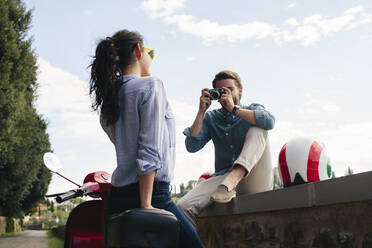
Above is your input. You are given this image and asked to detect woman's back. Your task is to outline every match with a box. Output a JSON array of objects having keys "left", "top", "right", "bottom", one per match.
[{"left": 100, "top": 74, "right": 176, "bottom": 188}]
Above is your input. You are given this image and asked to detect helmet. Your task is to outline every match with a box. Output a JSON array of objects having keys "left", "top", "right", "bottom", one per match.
[
  {"left": 278, "top": 137, "right": 331, "bottom": 187},
  {"left": 199, "top": 172, "right": 211, "bottom": 180},
  {"left": 196, "top": 172, "right": 211, "bottom": 185}
]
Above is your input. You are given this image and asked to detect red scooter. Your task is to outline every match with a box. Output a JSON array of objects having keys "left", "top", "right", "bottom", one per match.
[
  {"left": 44, "top": 153, "right": 180, "bottom": 248},
  {"left": 44, "top": 153, "right": 112, "bottom": 248}
]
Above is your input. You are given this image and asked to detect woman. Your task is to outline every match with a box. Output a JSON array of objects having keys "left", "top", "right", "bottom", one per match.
[{"left": 89, "top": 29, "right": 204, "bottom": 247}]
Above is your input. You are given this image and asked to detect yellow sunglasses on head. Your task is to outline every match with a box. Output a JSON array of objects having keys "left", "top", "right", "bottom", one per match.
[{"left": 143, "top": 45, "right": 155, "bottom": 60}]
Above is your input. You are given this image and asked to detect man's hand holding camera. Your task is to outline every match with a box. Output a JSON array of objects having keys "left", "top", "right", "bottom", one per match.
[
  {"left": 199, "top": 88, "right": 211, "bottom": 113},
  {"left": 218, "top": 87, "right": 234, "bottom": 113},
  {"left": 200, "top": 87, "right": 235, "bottom": 112},
  {"left": 192, "top": 86, "right": 238, "bottom": 136}
]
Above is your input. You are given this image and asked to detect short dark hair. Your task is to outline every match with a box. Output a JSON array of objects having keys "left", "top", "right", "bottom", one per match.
[{"left": 212, "top": 70, "right": 242, "bottom": 89}]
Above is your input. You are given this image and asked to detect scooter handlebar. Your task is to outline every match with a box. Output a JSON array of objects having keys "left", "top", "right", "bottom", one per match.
[
  {"left": 47, "top": 181, "right": 110, "bottom": 203},
  {"left": 56, "top": 190, "right": 82, "bottom": 203}
]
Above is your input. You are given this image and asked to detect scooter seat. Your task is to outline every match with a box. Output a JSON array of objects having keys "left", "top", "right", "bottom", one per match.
[{"left": 105, "top": 208, "right": 180, "bottom": 248}]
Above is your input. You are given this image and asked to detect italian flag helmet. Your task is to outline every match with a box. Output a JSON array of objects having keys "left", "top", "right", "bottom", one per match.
[{"left": 278, "top": 137, "right": 331, "bottom": 187}]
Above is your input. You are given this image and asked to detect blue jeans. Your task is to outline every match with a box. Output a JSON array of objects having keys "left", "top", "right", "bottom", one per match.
[{"left": 108, "top": 182, "right": 205, "bottom": 248}]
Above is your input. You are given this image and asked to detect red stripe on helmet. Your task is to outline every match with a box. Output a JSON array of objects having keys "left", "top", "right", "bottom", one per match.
[
  {"left": 307, "top": 141, "right": 323, "bottom": 182},
  {"left": 279, "top": 144, "right": 291, "bottom": 184}
]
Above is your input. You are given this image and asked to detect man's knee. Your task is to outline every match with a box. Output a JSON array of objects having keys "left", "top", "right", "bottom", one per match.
[
  {"left": 177, "top": 198, "right": 192, "bottom": 215},
  {"left": 244, "top": 126, "right": 268, "bottom": 146},
  {"left": 247, "top": 126, "right": 268, "bottom": 137},
  {"left": 176, "top": 198, "right": 186, "bottom": 212}
]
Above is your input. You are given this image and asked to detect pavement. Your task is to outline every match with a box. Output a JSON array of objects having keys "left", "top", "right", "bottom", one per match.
[{"left": 0, "top": 230, "right": 47, "bottom": 248}]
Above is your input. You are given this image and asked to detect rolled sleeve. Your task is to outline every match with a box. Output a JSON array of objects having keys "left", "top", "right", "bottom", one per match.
[
  {"left": 183, "top": 127, "right": 205, "bottom": 139},
  {"left": 183, "top": 119, "right": 211, "bottom": 153},
  {"left": 136, "top": 79, "right": 165, "bottom": 176},
  {"left": 252, "top": 104, "right": 275, "bottom": 130},
  {"left": 136, "top": 147, "right": 162, "bottom": 176}
]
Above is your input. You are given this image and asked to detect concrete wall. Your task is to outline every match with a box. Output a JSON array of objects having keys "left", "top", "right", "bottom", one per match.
[
  {"left": 0, "top": 216, "right": 6, "bottom": 235},
  {"left": 197, "top": 171, "right": 372, "bottom": 248},
  {"left": 0, "top": 217, "right": 22, "bottom": 235}
]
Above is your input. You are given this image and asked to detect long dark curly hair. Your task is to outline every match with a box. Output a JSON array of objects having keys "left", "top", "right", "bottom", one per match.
[{"left": 89, "top": 30, "right": 144, "bottom": 125}]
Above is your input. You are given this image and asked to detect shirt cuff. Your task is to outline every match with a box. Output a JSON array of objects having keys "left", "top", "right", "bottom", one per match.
[
  {"left": 183, "top": 127, "right": 204, "bottom": 140},
  {"left": 254, "top": 110, "right": 266, "bottom": 127},
  {"left": 253, "top": 110, "right": 274, "bottom": 130},
  {"left": 136, "top": 159, "right": 161, "bottom": 176}
]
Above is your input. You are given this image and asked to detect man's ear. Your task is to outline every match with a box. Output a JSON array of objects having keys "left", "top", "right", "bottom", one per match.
[{"left": 133, "top": 43, "right": 143, "bottom": 59}]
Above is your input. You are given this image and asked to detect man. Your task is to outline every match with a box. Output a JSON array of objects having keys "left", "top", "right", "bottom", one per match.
[{"left": 177, "top": 70, "right": 275, "bottom": 228}]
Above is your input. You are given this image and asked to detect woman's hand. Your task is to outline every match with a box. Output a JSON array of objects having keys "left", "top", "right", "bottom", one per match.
[{"left": 141, "top": 204, "right": 156, "bottom": 210}]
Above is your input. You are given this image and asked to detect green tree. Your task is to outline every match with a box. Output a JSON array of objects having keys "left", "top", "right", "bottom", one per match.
[
  {"left": 0, "top": 0, "right": 52, "bottom": 217},
  {"left": 331, "top": 171, "right": 336, "bottom": 179},
  {"left": 345, "top": 166, "right": 354, "bottom": 176},
  {"left": 273, "top": 167, "right": 283, "bottom": 189},
  {"left": 179, "top": 183, "right": 185, "bottom": 195},
  {"left": 50, "top": 201, "right": 54, "bottom": 213},
  {"left": 186, "top": 180, "right": 197, "bottom": 190},
  {"left": 69, "top": 198, "right": 85, "bottom": 206}
]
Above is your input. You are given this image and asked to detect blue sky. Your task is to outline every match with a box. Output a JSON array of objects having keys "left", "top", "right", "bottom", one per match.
[{"left": 23, "top": 0, "right": 372, "bottom": 194}]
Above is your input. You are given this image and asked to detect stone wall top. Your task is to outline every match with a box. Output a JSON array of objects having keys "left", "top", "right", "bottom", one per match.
[{"left": 200, "top": 170, "right": 372, "bottom": 217}]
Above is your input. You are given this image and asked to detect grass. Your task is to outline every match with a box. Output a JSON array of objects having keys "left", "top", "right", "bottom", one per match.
[
  {"left": 0, "top": 231, "right": 19, "bottom": 237},
  {"left": 47, "top": 230, "right": 64, "bottom": 248},
  {"left": 0, "top": 230, "right": 24, "bottom": 237}
]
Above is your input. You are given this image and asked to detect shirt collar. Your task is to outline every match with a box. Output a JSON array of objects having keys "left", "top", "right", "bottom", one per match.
[
  {"left": 121, "top": 74, "right": 139, "bottom": 83},
  {"left": 220, "top": 107, "right": 229, "bottom": 115}
]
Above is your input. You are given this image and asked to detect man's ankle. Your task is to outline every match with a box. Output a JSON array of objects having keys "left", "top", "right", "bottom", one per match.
[{"left": 220, "top": 165, "right": 247, "bottom": 191}]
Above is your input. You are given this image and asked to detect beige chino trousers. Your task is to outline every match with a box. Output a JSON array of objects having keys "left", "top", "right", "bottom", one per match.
[{"left": 177, "top": 127, "right": 273, "bottom": 228}]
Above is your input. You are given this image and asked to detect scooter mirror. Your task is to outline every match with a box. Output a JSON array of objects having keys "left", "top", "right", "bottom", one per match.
[{"left": 43, "top": 152, "right": 63, "bottom": 172}]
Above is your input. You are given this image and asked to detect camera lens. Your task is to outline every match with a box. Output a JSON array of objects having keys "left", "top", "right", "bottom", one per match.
[{"left": 211, "top": 91, "right": 220, "bottom": 100}]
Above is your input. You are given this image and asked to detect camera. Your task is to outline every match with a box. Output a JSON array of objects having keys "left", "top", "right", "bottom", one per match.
[{"left": 208, "top": 88, "right": 225, "bottom": 100}]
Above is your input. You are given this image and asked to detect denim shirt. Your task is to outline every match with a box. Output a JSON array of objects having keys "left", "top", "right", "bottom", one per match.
[
  {"left": 183, "top": 104, "right": 275, "bottom": 176},
  {"left": 101, "top": 75, "right": 176, "bottom": 187}
]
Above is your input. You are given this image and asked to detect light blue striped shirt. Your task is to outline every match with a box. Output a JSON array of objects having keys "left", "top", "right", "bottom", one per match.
[{"left": 101, "top": 74, "right": 176, "bottom": 187}]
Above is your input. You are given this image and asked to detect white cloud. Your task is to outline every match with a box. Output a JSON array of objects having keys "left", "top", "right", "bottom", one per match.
[
  {"left": 345, "top": 5, "right": 365, "bottom": 15},
  {"left": 36, "top": 58, "right": 107, "bottom": 142},
  {"left": 347, "top": 13, "right": 372, "bottom": 30},
  {"left": 303, "top": 14, "right": 322, "bottom": 25},
  {"left": 284, "top": 18, "right": 299, "bottom": 26},
  {"left": 164, "top": 14, "right": 278, "bottom": 43},
  {"left": 141, "top": 0, "right": 186, "bottom": 18},
  {"left": 142, "top": 2, "right": 372, "bottom": 46},
  {"left": 35, "top": 58, "right": 117, "bottom": 194},
  {"left": 282, "top": 26, "right": 321, "bottom": 45},
  {"left": 304, "top": 14, "right": 355, "bottom": 35},
  {"left": 297, "top": 98, "right": 341, "bottom": 114},
  {"left": 288, "top": 3, "right": 297, "bottom": 9}
]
